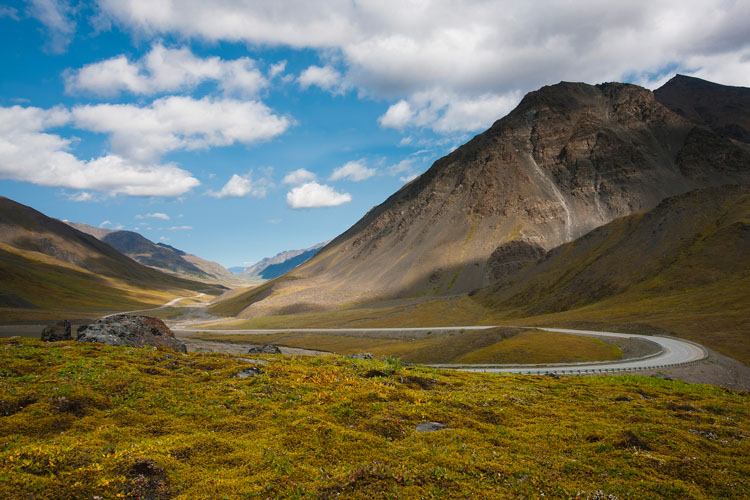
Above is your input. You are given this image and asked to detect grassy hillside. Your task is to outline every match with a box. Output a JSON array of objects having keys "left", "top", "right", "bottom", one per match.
[{"left": 1, "top": 338, "right": 747, "bottom": 499}]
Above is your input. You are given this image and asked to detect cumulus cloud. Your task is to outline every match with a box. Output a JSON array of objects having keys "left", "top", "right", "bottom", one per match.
[
  {"left": 0, "top": 105, "right": 200, "bottom": 197},
  {"left": 99, "top": 220, "right": 111, "bottom": 227},
  {"left": 282, "top": 168, "right": 317, "bottom": 185},
  {"left": 65, "top": 43, "right": 268, "bottom": 97},
  {"left": 27, "top": 0, "right": 75, "bottom": 53},
  {"left": 96, "top": 0, "right": 750, "bottom": 133},
  {"left": 329, "top": 159, "right": 376, "bottom": 182},
  {"left": 168, "top": 225, "right": 192, "bottom": 230},
  {"left": 297, "top": 65, "right": 345, "bottom": 92},
  {"left": 400, "top": 173, "right": 419, "bottom": 183},
  {"left": 379, "top": 90, "right": 520, "bottom": 133},
  {"left": 71, "top": 96, "right": 291, "bottom": 162},
  {"left": 286, "top": 182, "right": 351, "bottom": 209},
  {"left": 207, "top": 171, "right": 271, "bottom": 199}
]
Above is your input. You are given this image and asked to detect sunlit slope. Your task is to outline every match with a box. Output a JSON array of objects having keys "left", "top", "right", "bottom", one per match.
[{"left": 0, "top": 197, "right": 223, "bottom": 319}]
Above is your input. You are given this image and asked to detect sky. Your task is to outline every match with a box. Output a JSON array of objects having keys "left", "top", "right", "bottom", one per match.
[{"left": 1, "top": 1, "right": 748, "bottom": 268}]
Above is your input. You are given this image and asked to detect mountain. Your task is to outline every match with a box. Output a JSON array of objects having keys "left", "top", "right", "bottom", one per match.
[
  {"left": 479, "top": 184, "right": 750, "bottom": 362},
  {"left": 238, "top": 242, "right": 327, "bottom": 280},
  {"left": 67, "top": 222, "right": 247, "bottom": 287},
  {"left": 214, "top": 79, "right": 750, "bottom": 318},
  {"left": 655, "top": 74, "right": 750, "bottom": 144},
  {"left": 0, "top": 197, "right": 223, "bottom": 317}
]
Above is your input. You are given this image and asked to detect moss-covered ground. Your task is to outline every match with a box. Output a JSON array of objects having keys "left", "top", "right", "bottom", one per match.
[{"left": 1, "top": 338, "right": 747, "bottom": 499}]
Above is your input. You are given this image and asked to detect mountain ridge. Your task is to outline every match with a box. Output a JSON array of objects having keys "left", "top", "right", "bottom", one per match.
[
  {"left": 67, "top": 222, "right": 246, "bottom": 287},
  {"left": 216, "top": 78, "right": 750, "bottom": 318}
]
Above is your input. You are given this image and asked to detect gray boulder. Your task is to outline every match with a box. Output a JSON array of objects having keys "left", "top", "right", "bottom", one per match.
[
  {"left": 416, "top": 422, "right": 449, "bottom": 433},
  {"left": 77, "top": 315, "right": 186, "bottom": 352},
  {"left": 247, "top": 344, "right": 281, "bottom": 354},
  {"left": 41, "top": 320, "right": 72, "bottom": 342}
]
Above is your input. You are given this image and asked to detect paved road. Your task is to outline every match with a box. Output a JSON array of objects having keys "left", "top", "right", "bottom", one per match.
[
  {"left": 178, "top": 325, "right": 708, "bottom": 374},
  {"left": 103, "top": 293, "right": 205, "bottom": 318},
  {"left": 437, "top": 328, "right": 708, "bottom": 374}
]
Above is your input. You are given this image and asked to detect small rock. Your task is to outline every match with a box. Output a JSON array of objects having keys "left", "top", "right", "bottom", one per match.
[
  {"left": 416, "top": 422, "right": 449, "bottom": 433},
  {"left": 41, "top": 320, "right": 72, "bottom": 342},
  {"left": 247, "top": 344, "right": 281, "bottom": 354},
  {"left": 235, "top": 367, "right": 264, "bottom": 378},
  {"left": 350, "top": 353, "right": 374, "bottom": 360}
]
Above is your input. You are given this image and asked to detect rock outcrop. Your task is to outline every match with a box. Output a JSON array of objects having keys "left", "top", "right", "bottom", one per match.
[
  {"left": 76, "top": 315, "right": 186, "bottom": 352},
  {"left": 41, "top": 320, "right": 72, "bottom": 342}
]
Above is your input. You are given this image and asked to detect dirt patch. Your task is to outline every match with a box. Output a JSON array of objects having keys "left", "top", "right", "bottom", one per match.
[{"left": 637, "top": 348, "right": 750, "bottom": 391}]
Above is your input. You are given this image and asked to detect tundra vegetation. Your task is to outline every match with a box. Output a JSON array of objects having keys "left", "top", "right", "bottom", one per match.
[{"left": 1, "top": 337, "right": 747, "bottom": 499}]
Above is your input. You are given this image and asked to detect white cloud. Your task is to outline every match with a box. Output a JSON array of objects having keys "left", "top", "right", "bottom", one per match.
[
  {"left": 330, "top": 159, "right": 376, "bottom": 182},
  {"left": 168, "top": 225, "right": 192, "bottom": 230},
  {"left": 282, "top": 168, "right": 317, "bottom": 185},
  {"left": 286, "top": 182, "right": 352, "bottom": 209},
  {"left": 66, "top": 191, "right": 93, "bottom": 202},
  {"left": 136, "top": 212, "right": 170, "bottom": 220},
  {"left": 71, "top": 96, "right": 291, "bottom": 162},
  {"left": 400, "top": 174, "right": 419, "bottom": 183},
  {"left": 297, "top": 65, "right": 345, "bottom": 92},
  {"left": 269, "top": 60, "right": 287, "bottom": 78},
  {"left": 99, "top": 220, "right": 111, "bottom": 227},
  {"left": 378, "top": 100, "right": 413, "bottom": 129},
  {"left": 65, "top": 43, "right": 267, "bottom": 97},
  {"left": 97, "top": 0, "right": 750, "bottom": 133},
  {"left": 0, "top": 105, "right": 200, "bottom": 197},
  {"left": 379, "top": 90, "right": 520, "bottom": 133},
  {"left": 207, "top": 171, "right": 271, "bottom": 199},
  {"left": 27, "top": 0, "right": 75, "bottom": 53}
]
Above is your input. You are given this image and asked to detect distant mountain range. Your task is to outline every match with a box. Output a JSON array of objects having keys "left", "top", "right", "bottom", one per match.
[
  {"left": 0, "top": 197, "right": 223, "bottom": 316},
  {"left": 67, "top": 222, "right": 246, "bottom": 287},
  {"left": 233, "top": 242, "right": 327, "bottom": 280},
  {"left": 216, "top": 76, "right": 750, "bottom": 318}
]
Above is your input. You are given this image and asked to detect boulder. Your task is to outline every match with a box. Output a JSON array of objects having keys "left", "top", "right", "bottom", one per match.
[
  {"left": 247, "top": 344, "right": 281, "bottom": 354},
  {"left": 41, "top": 320, "right": 72, "bottom": 342},
  {"left": 76, "top": 315, "right": 186, "bottom": 352},
  {"left": 415, "top": 422, "right": 449, "bottom": 433}
]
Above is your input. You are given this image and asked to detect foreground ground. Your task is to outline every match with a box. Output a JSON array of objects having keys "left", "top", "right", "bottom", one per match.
[{"left": 1, "top": 338, "right": 747, "bottom": 499}]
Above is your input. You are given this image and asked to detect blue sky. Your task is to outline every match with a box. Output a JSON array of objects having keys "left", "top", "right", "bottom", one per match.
[{"left": 1, "top": 1, "right": 747, "bottom": 267}]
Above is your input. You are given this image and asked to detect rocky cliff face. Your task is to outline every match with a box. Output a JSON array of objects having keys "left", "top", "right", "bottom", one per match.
[{"left": 222, "top": 80, "right": 750, "bottom": 317}]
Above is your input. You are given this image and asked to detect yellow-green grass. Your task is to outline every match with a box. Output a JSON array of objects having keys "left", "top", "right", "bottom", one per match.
[
  {"left": 188, "top": 328, "right": 622, "bottom": 365},
  {"left": 452, "top": 330, "right": 621, "bottom": 364},
  {"left": 1, "top": 338, "right": 747, "bottom": 499}
]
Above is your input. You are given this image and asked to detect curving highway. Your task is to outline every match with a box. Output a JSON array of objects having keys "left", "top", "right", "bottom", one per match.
[
  {"left": 432, "top": 327, "right": 708, "bottom": 374},
  {"left": 177, "top": 325, "right": 708, "bottom": 374}
]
